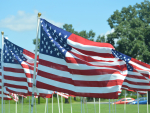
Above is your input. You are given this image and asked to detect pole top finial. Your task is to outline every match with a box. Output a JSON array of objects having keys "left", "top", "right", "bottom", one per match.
[
  {"left": 1, "top": 31, "right": 4, "bottom": 35},
  {"left": 38, "top": 13, "right": 42, "bottom": 17}
]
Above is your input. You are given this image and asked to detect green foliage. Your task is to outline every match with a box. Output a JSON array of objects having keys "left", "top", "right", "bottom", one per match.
[{"left": 107, "top": 0, "right": 150, "bottom": 63}]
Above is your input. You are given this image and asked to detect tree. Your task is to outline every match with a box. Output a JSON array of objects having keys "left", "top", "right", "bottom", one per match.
[{"left": 107, "top": 0, "right": 150, "bottom": 103}]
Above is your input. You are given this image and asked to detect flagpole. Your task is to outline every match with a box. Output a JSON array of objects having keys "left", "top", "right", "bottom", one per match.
[
  {"left": 57, "top": 93, "right": 61, "bottom": 113},
  {"left": 99, "top": 98, "right": 100, "bottom": 113},
  {"left": 47, "top": 98, "right": 48, "bottom": 113},
  {"left": 83, "top": 97, "right": 85, "bottom": 113},
  {"left": 70, "top": 96, "right": 72, "bottom": 113},
  {"left": 29, "top": 96, "right": 30, "bottom": 113},
  {"left": 86, "top": 97, "right": 88, "bottom": 113},
  {"left": 124, "top": 90, "right": 126, "bottom": 113},
  {"left": 81, "top": 97, "right": 83, "bottom": 113},
  {"left": 45, "top": 98, "right": 47, "bottom": 113},
  {"left": 112, "top": 99, "right": 114, "bottom": 113},
  {"left": 115, "top": 99, "right": 116, "bottom": 113},
  {"left": 94, "top": 98, "right": 96, "bottom": 113},
  {"left": 52, "top": 94, "right": 53, "bottom": 113},
  {"left": 109, "top": 99, "right": 110, "bottom": 113},
  {"left": 16, "top": 101, "right": 17, "bottom": 113},
  {"left": 21, "top": 96, "right": 23, "bottom": 113},
  {"left": 9, "top": 100, "right": 10, "bottom": 113},
  {"left": 147, "top": 91, "right": 148, "bottom": 113},
  {"left": 1, "top": 31, "right": 4, "bottom": 113},
  {"left": 31, "top": 12, "right": 41, "bottom": 113},
  {"left": 61, "top": 95, "right": 63, "bottom": 113},
  {"left": 137, "top": 91, "right": 139, "bottom": 113},
  {"left": 35, "top": 97, "right": 37, "bottom": 113}
]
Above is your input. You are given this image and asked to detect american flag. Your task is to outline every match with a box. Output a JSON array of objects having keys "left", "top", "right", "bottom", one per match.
[
  {"left": 112, "top": 49, "right": 150, "bottom": 91},
  {"left": 36, "top": 18, "right": 127, "bottom": 99},
  {"left": 54, "top": 91, "right": 69, "bottom": 99},
  {"left": 3, "top": 38, "right": 53, "bottom": 98},
  {"left": 10, "top": 93, "right": 18, "bottom": 102},
  {"left": 0, "top": 49, "right": 12, "bottom": 100}
]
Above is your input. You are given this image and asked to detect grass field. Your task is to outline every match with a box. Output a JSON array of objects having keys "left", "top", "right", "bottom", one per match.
[{"left": 0, "top": 102, "right": 150, "bottom": 113}]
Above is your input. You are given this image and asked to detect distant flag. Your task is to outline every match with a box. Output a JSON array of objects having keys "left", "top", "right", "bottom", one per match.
[
  {"left": 55, "top": 91, "right": 69, "bottom": 99},
  {"left": 112, "top": 49, "right": 150, "bottom": 91},
  {"left": 17, "top": 94, "right": 27, "bottom": 98},
  {"left": 36, "top": 18, "right": 128, "bottom": 99},
  {"left": 10, "top": 93, "right": 18, "bottom": 102},
  {"left": 0, "top": 49, "right": 12, "bottom": 100},
  {"left": 3, "top": 38, "right": 53, "bottom": 98}
]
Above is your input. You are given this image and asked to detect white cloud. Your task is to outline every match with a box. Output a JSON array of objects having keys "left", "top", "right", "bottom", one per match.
[{"left": 0, "top": 10, "right": 64, "bottom": 31}]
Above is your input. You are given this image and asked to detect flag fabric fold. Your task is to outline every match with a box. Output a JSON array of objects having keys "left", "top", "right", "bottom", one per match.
[
  {"left": 36, "top": 18, "right": 128, "bottom": 99},
  {"left": 3, "top": 38, "right": 53, "bottom": 98},
  {"left": 111, "top": 49, "right": 150, "bottom": 91}
]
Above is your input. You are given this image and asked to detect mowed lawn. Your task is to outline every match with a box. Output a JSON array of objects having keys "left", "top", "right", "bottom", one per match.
[{"left": 0, "top": 102, "right": 150, "bottom": 113}]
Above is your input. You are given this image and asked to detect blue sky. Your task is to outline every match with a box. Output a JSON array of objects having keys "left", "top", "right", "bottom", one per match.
[{"left": 0, "top": 0, "right": 145, "bottom": 52}]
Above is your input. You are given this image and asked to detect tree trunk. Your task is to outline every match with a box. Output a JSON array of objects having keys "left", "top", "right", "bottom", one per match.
[
  {"left": 38, "top": 97, "right": 40, "bottom": 104},
  {"left": 65, "top": 98, "right": 69, "bottom": 103},
  {"left": 74, "top": 97, "right": 76, "bottom": 101}
]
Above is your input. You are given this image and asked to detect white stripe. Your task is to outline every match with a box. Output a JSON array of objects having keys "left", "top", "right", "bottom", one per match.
[
  {"left": 4, "top": 63, "right": 22, "bottom": 69},
  {"left": 4, "top": 79, "right": 28, "bottom": 86},
  {"left": 38, "top": 64, "right": 126, "bottom": 81},
  {"left": 125, "top": 77, "right": 149, "bottom": 83},
  {"left": 6, "top": 87, "right": 28, "bottom": 93},
  {"left": 67, "top": 39, "right": 113, "bottom": 54},
  {"left": 122, "top": 82, "right": 150, "bottom": 89},
  {"left": 37, "top": 76, "right": 122, "bottom": 93},
  {"left": 4, "top": 71, "right": 26, "bottom": 78}
]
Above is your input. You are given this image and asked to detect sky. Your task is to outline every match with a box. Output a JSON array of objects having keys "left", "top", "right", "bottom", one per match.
[{"left": 0, "top": 0, "right": 145, "bottom": 52}]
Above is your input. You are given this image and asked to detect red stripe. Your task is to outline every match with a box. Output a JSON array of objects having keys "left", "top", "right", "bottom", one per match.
[
  {"left": 126, "top": 74, "right": 148, "bottom": 80},
  {"left": 4, "top": 83, "right": 28, "bottom": 90},
  {"left": 4, "top": 75, "right": 27, "bottom": 82},
  {"left": 4, "top": 67, "right": 24, "bottom": 73},
  {"left": 6, "top": 87, "right": 28, "bottom": 96},
  {"left": 23, "top": 49, "right": 39, "bottom": 59},
  {"left": 0, "top": 97, "right": 12, "bottom": 100},
  {"left": 36, "top": 81, "right": 119, "bottom": 99},
  {"left": 21, "top": 64, "right": 34, "bottom": 70},
  {"left": 124, "top": 79, "right": 150, "bottom": 86},
  {"left": 69, "top": 34, "right": 114, "bottom": 48},
  {"left": 122, "top": 85, "right": 150, "bottom": 91},
  {"left": 38, "top": 70, "right": 124, "bottom": 87},
  {"left": 39, "top": 59, "right": 125, "bottom": 75},
  {"left": 70, "top": 46, "right": 114, "bottom": 58}
]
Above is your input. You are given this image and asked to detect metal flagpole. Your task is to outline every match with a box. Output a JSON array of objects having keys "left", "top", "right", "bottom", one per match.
[
  {"left": 137, "top": 92, "right": 139, "bottom": 113},
  {"left": 52, "top": 94, "right": 53, "bottom": 113},
  {"left": 115, "top": 99, "right": 116, "bottom": 113},
  {"left": 61, "top": 95, "right": 63, "bottom": 113},
  {"left": 99, "top": 98, "right": 100, "bottom": 113},
  {"left": 45, "top": 98, "right": 47, "bottom": 113},
  {"left": 9, "top": 100, "right": 10, "bottom": 113},
  {"left": 35, "top": 97, "right": 37, "bottom": 113},
  {"left": 47, "top": 98, "right": 48, "bottom": 113},
  {"left": 147, "top": 91, "right": 148, "bottom": 113},
  {"left": 70, "top": 96, "right": 72, "bottom": 113},
  {"left": 86, "top": 97, "right": 88, "bottom": 113},
  {"left": 57, "top": 93, "right": 61, "bottom": 113},
  {"left": 16, "top": 101, "right": 17, "bottom": 113},
  {"left": 81, "top": 97, "right": 83, "bottom": 113},
  {"left": 29, "top": 96, "right": 30, "bottom": 113},
  {"left": 109, "top": 99, "right": 110, "bottom": 113},
  {"left": 124, "top": 90, "right": 126, "bottom": 113},
  {"left": 83, "top": 97, "right": 85, "bottom": 113},
  {"left": 94, "top": 98, "right": 96, "bottom": 113},
  {"left": 21, "top": 96, "right": 23, "bottom": 113},
  {"left": 4, "top": 100, "right": 5, "bottom": 113},
  {"left": 1, "top": 31, "right": 4, "bottom": 113},
  {"left": 112, "top": 99, "right": 114, "bottom": 113},
  {"left": 31, "top": 12, "right": 41, "bottom": 113}
]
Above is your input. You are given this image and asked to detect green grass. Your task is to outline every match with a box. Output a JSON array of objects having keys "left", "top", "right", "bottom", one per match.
[{"left": 0, "top": 102, "right": 150, "bottom": 113}]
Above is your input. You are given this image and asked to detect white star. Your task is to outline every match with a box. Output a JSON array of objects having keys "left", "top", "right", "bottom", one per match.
[
  {"left": 59, "top": 33, "right": 61, "bottom": 36},
  {"left": 54, "top": 30, "right": 56, "bottom": 33},
  {"left": 57, "top": 52, "right": 60, "bottom": 56},
  {"left": 62, "top": 49, "right": 65, "bottom": 52},
  {"left": 41, "top": 48, "right": 43, "bottom": 52},
  {"left": 64, "top": 35, "right": 67, "bottom": 38},
  {"left": 50, "top": 50, "right": 53, "bottom": 54}
]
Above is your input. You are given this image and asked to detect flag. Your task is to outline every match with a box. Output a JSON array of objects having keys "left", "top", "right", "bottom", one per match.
[
  {"left": 36, "top": 18, "right": 128, "bottom": 99},
  {"left": 112, "top": 49, "right": 150, "bottom": 91},
  {"left": 10, "top": 93, "right": 18, "bottom": 102},
  {"left": 3, "top": 38, "right": 53, "bottom": 98},
  {"left": 0, "top": 49, "right": 12, "bottom": 100},
  {"left": 55, "top": 91, "right": 69, "bottom": 99}
]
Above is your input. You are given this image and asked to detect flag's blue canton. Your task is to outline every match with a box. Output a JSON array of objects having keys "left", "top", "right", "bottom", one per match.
[
  {"left": 111, "top": 49, "right": 133, "bottom": 71},
  {"left": 40, "top": 19, "right": 72, "bottom": 60},
  {"left": 4, "top": 38, "right": 27, "bottom": 64}
]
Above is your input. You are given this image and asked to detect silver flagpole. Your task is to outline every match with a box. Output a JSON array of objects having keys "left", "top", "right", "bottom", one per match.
[
  {"left": 112, "top": 99, "right": 114, "bottom": 113},
  {"left": 52, "top": 94, "right": 53, "bottom": 113},
  {"left": 137, "top": 92, "right": 139, "bottom": 113},
  {"left": 35, "top": 97, "right": 37, "bottom": 113},
  {"left": 109, "top": 99, "right": 110, "bottom": 113},
  {"left": 61, "top": 95, "right": 63, "bottom": 113},
  {"left": 115, "top": 99, "right": 116, "bottom": 113},
  {"left": 45, "top": 98, "right": 47, "bottom": 113},
  {"left": 9, "top": 100, "right": 10, "bottom": 113},
  {"left": 31, "top": 12, "right": 41, "bottom": 113},
  {"left": 70, "top": 96, "right": 72, "bottom": 113},
  {"left": 47, "top": 98, "right": 48, "bottom": 113},
  {"left": 147, "top": 91, "right": 148, "bottom": 113},
  {"left": 81, "top": 97, "right": 83, "bottom": 113},
  {"left": 29, "top": 96, "right": 30, "bottom": 113},
  {"left": 83, "top": 97, "right": 85, "bottom": 113},
  {"left": 16, "top": 101, "right": 17, "bottom": 113},
  {"left": 99, "top": 98, "right": 100, "bottom": 113},
  {"left": 1, "top": 31, "right": 4, "bottom": 113},
  {"left": 86, "top": 97, "right": 88, "bottom": 113},
  {"left": 94, "top": 98, "right": 96, "bottom": 113},
  {"left": 57, "top": 93, "right": 61, "bottom": 113},
  {"left": 124, "top": 90, "right": 126, "bottom": 113},
  {"left": 4, "top": 100, "right": 5, "bottom": 113},
  {"left": 21, "top": 96, "right": 23, "bottom": 113}
]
